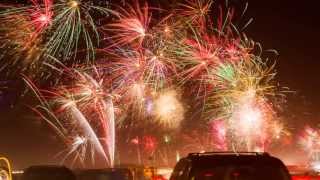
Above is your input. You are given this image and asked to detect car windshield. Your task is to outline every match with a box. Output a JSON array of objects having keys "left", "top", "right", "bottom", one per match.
[{"left": 190, "top": 165, "right": 291, "bottom": 180}]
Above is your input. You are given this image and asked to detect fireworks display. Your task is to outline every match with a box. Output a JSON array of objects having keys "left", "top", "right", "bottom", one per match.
[{"left": 0, "top": 0, "right": 292, "bottom": 167}]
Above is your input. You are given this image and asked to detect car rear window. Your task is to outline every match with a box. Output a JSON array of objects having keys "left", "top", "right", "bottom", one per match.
[{"left": 190, "top": 165, "right": 291, "bottom": 180}]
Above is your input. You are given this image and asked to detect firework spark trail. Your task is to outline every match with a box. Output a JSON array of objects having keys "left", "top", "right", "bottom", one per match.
[
  {"left": 99, "top": 96, "right": 115, "bottom": 167},
  {"left": 177, "top": 0, "right": 213, "bottom": 27},
  {"left": 0, "top": 15, "right": 44, "bottom": 74},
  {"left": 24, "top": 62, "right": 116, "bottom": 167},
  {"left": 67, "top": 102, "right": 110, "bottom": 164},
  {"left": 61, "top": 68, "right": 116, "bottom": 166},
  {"left": 0, "top": 0, "right": 52, "bottom": 73}
]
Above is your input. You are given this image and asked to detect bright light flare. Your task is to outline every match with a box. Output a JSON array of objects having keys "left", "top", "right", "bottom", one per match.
[
  {"left": 236, "top": 101, "right": 262, "bottom": 134},
  {"left": 38, "top": 14, "right": 50, "bottom": 23},
  {"left": 153, "top": 90, "right": 184, "bottom": 129},
  {"left": 69, "top": 1, "right": 79, "bottom": 8},
  {"left": 311, "top": 161, "right": 320, "bottom": 172}
]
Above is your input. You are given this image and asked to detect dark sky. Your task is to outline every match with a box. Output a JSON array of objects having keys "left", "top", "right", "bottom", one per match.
[
  {"left": 245, "top": 0, "right": 320, "bottom": 126},
  {"left": 1, "top": 0, "right": 320, "bottom": 169}
]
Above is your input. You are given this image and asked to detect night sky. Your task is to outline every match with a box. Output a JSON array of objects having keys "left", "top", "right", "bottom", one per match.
[
  {"left": 245, "top": 0, "right": 320, "bottom": 126},
  {"left": 0, "top": 0, "right": 320, "bottom": 169}
]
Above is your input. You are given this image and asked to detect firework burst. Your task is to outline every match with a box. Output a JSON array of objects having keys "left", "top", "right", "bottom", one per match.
[
  {"left": 104, "top": 1, "right": 150, "bottom": 48},
  {"left": 44, "top": 0, "right": 113, "bottom": 61},
  {"left": 0, "top": 0, "right": 113, "bottom": 78},
  {"left": 24, "top": 62, "right": 116, "bottom": 167},
  {"left": 206, "top": 55, "right": 285, "bottom": 151}
]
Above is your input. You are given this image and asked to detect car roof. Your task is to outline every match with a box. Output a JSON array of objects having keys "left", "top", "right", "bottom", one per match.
[
  {"left": 22, "top": 165, "right": 75, "bottom": 180},
  {"left": 188, "top": 151, "right": 270, "bottom": 157},
  {"left": 77, "top": 168, "right": 131, "bottom": 173},
  {"left": 184, "top": 152, "right": 286, "bottom": 167},
  {"left": 24, "top": 165, "right": 72, "bottom": 172}
]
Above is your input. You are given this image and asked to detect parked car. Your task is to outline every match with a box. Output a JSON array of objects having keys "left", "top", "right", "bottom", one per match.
[
  {"left": 170, "top": 152, "right": 291, "bottom": 180},
  {"left": 76, "top": 168, "right": 133, "bottom": 180},
  {"left": 21, "top": 165, "right": 75, "bottom": 180}
]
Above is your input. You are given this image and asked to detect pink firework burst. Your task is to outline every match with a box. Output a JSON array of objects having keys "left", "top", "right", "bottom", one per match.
[{"left": 105, "top": 1, "right": 151, "bottom": 48}]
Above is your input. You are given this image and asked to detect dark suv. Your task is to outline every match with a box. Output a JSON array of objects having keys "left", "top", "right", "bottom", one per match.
[
  {"left": 21, "top": 165, "right": 76, "bottom": 180},
  {"left": 170, "top": 152, "right": 291, "bottom": 180}
]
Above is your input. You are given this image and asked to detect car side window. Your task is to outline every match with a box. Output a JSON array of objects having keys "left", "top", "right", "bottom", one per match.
[{"left": 170, "top": 159, "right": 190, "bottom": 180}]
